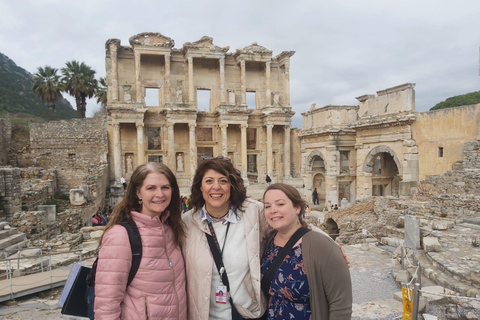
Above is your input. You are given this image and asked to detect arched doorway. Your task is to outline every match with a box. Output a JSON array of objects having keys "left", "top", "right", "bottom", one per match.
[
  {"left": 364, "top": 148, "right": 401, "bottom": 197},
  {"left": 311, "top": 155, "right": 326, "bottom": 201}
]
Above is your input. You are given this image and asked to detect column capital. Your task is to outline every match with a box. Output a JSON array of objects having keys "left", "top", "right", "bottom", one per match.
[
  {"left": 112, "top": 122, "right": 120, "bottom": 129},
  {"left": 219, "top": 123, "right": 228, "bottom": 130},
  {"left": 266, "top": 124, "right": 274, "bottom": 129},
  {"left": 241, "top": 123, "right": 248, "bottom": 130},
  {"left": 188, "top": 122, "right": 197, "bottom": 129},
  {"left": 284, "top": 125, "right": 291, "bottom": 130},
  {"left": 136, "top": 122, "right": 145, "bottom": 128}
]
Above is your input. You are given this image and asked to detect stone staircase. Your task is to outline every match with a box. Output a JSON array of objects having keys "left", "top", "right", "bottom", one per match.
[{"left": 0, "top": 221, "right": 28, "bottom": 257}]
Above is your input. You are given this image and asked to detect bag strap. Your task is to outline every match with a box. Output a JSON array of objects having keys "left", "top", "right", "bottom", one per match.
[
  {"left": 261, "top": 227, "right": 310, "bottom": 297},
  {"left": 205, "top": 231, "right": 244, "bottom": 320},
  {"left": 121, "top": 220, "right": 142, "bottom": 287}
]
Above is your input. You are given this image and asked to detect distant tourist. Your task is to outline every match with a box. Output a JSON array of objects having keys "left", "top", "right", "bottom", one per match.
[
  {"left": 120, "top": 176, "right": 127, "bottom": 190},
  {"left": 334, "top": 204, "right": 339, "bottom": 210},
  {"left": 312, "top": 187, "right": 319, "bottom": 205},
  {"left": 266, "top": 174, "right": 272, "bottom": 184}
]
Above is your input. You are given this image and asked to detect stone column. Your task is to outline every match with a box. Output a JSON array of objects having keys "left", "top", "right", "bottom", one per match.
[
  {"left": 136, "top": 123, "right": 145, "bottom": 166},
  {"left": 284, "top": 125, "right": 291, "bottom": 178},
  {"left": 284, "top": 61, "right": 290, "bottom": 106},
  {"left": 112, "top": 122, "right": 122, "bottom": 180},
  {"left": 265, "top": 61, "right": 271, "bottom": 105},
  {"left": 188, "top": 56, "right": 194, "bottom": 103},
  {"left": 189, "top": 123, "right": 197, "bottom": 178},
  {"left": 240, "top": 59, "right": 246, "bottom": 105},
  {"left": 220, "top": 124, "right": 228, "bottom": 157},
  {"left": 220, "top": 57, "right": 226, "bottom": 104},
  {"left": 109, "top": 43, "right": 119, "bottom": 101},
  {"left": 266, "top": 124, "right": 273, "bottom": 175},
  {"left": 241, "top": 124, "right": 248, "bottom": 179},
  {"left": 164, "top": 54, "right": 171, "bottom": 103},
  {"left": 135, "top": 51, "right": 142, "bottom": 103},
  {"left": 167, "top": 123, "right": 175, "bottom": 168}
]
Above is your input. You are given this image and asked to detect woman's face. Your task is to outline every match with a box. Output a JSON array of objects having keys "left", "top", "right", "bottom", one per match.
[
  {"left": 201, "top": 169, "right": 231, "bottom": 215},
  {"left": 263, "top": 189, "right": 301, "bottom": 233},
  {"left": 136, "top": 172, "right": 172, "bottom": 217}
]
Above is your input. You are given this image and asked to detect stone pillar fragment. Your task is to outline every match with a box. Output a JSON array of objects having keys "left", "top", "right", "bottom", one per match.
[
  {"left": 284, "top": 61, "right": 290, "bottom": 106},
  {"left": 265, "top": 61, "right": 271, "bottom": 105},
  {"left": 241, "top": 124, "right": 248, "bottom": 180},
  {"left": 112, "top": 123, "right": 122, "bottom": 180},
  {"left": 189, "top": 123, "right": 197, "bottom": 179},
  {"left": 134, "top": 51, "right": 142, "bottom": 103},
  {"left": 240, "top": 59, "right": 246, "bottom": 105},
  {"left": 165, "top": 54, "right": 171, "bottom": 103},
  {"left": 284, "top": 125, "right": 291, "bottom": 178},
  {"left": 266, "top": 124, "right": 273, "bottom": 175},
  {"left": 220, "top": 57, "right": 226, "bottom": 104},
  {"left": 167, "top": 123, "right": 175, "bottom": 169},
  {"left": 109, "top": 43, "right": 119, "bottom": 101},
  {"left": 220, "top": 124, "right": 228, "bottom": 157},
  {"left": 136, "top": 123, "right": 145, "bottom": 166},
  {"left": 188, "top": 56, "right": 194, "bottom": 103}
]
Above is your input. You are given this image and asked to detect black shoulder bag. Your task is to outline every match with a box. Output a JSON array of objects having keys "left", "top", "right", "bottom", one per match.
[{"left": 260, "top": 227, "right": 310, "bottom": 297}]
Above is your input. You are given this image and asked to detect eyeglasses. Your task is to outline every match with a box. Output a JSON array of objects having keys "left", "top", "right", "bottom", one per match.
[{"left": 202, "top": 156, "right": 231, "bottom": 162}]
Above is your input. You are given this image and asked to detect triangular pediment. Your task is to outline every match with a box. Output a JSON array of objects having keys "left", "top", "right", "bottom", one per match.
[
  {"left": 182, "top": 36, "right": 229, "bottom": 54},
  {"left": 129, "top": 32, "right": 174, "bottom": 48}
]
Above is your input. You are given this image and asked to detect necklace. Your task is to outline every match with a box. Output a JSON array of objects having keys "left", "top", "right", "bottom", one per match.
[{"left": 211, "top": 211, "right": 229, "bottom": 221}]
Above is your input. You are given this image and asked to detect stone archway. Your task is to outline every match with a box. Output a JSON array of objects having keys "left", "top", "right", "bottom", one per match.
[
  {"left": 306, "top": 150, "right": 327, "bottom": 201},
  {"left": 313, "top": 173, "right": 326, "bottom": 201},
  {"left": 363, "top": 146, "right": 401, "bottom": 197}
]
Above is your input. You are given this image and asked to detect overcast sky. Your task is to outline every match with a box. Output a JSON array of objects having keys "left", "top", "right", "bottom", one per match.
[{"left": 1, "top": 0, "right": 479, "bottom": 126}]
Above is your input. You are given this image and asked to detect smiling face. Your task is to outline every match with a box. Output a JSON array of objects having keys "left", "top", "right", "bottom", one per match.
[
  {"left": 263, "top": 189, "right": 301, "bottom": 234},
  {"left": 136, "top": 171, "right": 172, "bottom": 217},
  {"left": 201, "top": 169, "right": 231, "bottom": 216}
]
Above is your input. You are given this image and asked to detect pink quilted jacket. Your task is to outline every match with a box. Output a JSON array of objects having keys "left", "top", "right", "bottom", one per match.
[{"left": 94, "top": 211, "right": 186, "bottom": 320}]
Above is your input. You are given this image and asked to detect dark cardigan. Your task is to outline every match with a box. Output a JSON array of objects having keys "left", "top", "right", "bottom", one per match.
[{"left": 263, "top": 229, "right": 352, "bottom": 320}]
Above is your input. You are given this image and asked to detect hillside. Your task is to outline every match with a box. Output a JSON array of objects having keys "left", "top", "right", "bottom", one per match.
[
  {"left": 0, "top": 52, "right": 77, "bottom": 120},
  {"left": 430, "top": 91, "right": 480, "bottom": 110}
]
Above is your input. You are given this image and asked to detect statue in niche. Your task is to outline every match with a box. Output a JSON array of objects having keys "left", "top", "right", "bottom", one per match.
[
  {"left": 273, "top": 93, "right": 280, "bottom": 106},
  {"left": 126, "top": 155, "right": 133, "bottom": 173},
  {"left": 177, "top": 153, "right": 184, "bottom": 172},
  {"left": 228, "top": 90, "right": 236, "bottom": 105},
  {"left": 176, "top": 87, "right": 183, "bottom": 103},
  {"left": 123, "top": 85, "right": 132, "bottom": 102}
]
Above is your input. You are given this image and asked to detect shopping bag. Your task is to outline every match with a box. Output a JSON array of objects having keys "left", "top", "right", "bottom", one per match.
[{"left": 59, "top": 263, "right": 92, "bottom": 317}]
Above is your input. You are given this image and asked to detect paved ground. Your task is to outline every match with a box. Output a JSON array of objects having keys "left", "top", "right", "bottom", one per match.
[{"left": 0, "top": 241, "right": 403, "bottom": 319}]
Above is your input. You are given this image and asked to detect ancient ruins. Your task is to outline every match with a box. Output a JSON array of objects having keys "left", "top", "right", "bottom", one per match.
[{"left": 0, "top": 32, "right": 479, "bottom": 317}]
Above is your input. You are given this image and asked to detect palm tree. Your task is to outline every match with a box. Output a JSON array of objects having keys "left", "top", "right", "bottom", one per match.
[
  {"left": 32, "top": 66, "right": 63, "bottom": 119},
  {"left": 95, "top": 77, "right": 108, "bottom": 111},
  {"left": 61, "top": 60, "right": 98, "bottom": 118}
]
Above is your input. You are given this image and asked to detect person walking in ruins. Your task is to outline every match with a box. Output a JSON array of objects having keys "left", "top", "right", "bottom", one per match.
[
  {"left": 94, "top": 162, "right": 186, "bottom": 320},
  {"left": 261, "top": 183, "right": 352, "bottom": 320},
  {"left": 312, "top": 187, "right": 319, "bottom": 205},
  {"left": 120, "top": 176, "right": 127, "bottom": 190},
  {"left": 266, "top": 174, "right": 272, "bottom": 185}
]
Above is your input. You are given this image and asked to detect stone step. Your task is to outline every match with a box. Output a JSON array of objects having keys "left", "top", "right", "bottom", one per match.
[
  {"left": 0, "top": 222, "right": 9, "bottom": 230},
  {"left": 2, "top": 240, "right": 29, "bottom": 257},
  {"left": 0, "top": 228, "right": 18, "bottom": 240},
  {"left": 0, "top": 233, "right": 27, "bottom": 251},
  {"left": 412, "top": 250, "right": 479, "bottom": 297}
]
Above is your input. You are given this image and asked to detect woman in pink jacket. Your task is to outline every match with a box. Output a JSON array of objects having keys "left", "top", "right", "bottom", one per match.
[{"left": 94, "top": 162, "right": 187, "bottom": 320}]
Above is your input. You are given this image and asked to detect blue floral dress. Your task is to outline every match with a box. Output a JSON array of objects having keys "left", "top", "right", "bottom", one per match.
[{"left": 261, "top": 239, "right": 311, "bottom": 320}]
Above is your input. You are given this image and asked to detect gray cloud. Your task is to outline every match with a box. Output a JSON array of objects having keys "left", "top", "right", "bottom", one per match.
[{"left": 1, "top": 0, "right": 479, "bottom": 119}]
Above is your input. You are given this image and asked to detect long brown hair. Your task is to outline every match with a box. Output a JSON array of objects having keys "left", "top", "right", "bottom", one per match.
[
  {"left": 190, "top": 157, "right": 247, "bottom": 212},
  {"left": 263, "top": 183, "right": 308, "bottom": 227},
  {"left": 100, "top": 162, "right": 185, "bottom": 246}
]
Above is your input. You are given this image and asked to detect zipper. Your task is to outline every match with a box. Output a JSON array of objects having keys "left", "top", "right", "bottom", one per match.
[{"left": 159, "top": 222, "right": 180, "bottom": 318}]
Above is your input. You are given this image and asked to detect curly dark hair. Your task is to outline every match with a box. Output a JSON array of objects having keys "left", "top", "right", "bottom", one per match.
[
  {"left": 100, "top": 162, "right": 185, "bottom": 246},
  {"left": 189, "top": 157, "right": 246, "bottom": 212}
]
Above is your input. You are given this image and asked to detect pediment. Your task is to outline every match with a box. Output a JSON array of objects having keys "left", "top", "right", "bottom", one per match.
[
  {"left": 129, "top": 32, "right": 175, "bottom": 48},
  {"left": 182, "top": 36, "right": 229, "bottom": 53},
  {"left": 238, "top": 42, "right": 272, "bottom": 54}
]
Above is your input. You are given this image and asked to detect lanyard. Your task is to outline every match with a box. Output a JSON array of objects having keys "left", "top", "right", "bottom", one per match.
[{"left": 206, "top": 220, "right": 230, "bottom": 258}]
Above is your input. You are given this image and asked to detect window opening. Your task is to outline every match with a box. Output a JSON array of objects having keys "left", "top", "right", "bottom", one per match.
[
  {"left": 145, "top": 88, "right": 159, "bottom": 107},
  {"left": 197, "top": 89, "right": 210, "bottom": 111}
]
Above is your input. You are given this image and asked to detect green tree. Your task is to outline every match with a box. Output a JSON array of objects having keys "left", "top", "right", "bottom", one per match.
[
  {"left": 61, "top": 60, "right": 98, "bottom": 118},
  {"left": 31, "top": 66, "right": 63, "bottom": 118},
  {"left": 95, "top": 77, "right": 108, "bottom": 111},
  {"left": 430, "top": 91, "right": 480, "bottom": 111}
]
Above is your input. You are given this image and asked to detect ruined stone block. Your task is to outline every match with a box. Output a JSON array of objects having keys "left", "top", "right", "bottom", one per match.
[
  {"left": 37, "top": 205, "right": 56, "bottom": 223},
  {"left": 404, "top": 215, "right": 421, "bottom": 250},
  {"left": 423, "top": 237, "right": 441, "bottom": 252},
  {"left": 431, "top": 220, "right": 455, "bottom": 230},
  {"left": 69, "top": 188, "right": 86, "bottom": 206}
]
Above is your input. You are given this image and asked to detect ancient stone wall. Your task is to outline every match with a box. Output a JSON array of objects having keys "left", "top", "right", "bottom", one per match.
[
  {"left": 412, "top": 103, "right": 480, "bottom": 181},
  {"left": 0, "top": 118, "right": 12, "bottom": 166},
  {"left": 11, "top": 210, "right": 60, "bottom": 241},
  {"left": 0, "top": 167, "right": 22, "bottom": 219},
  {"left": 28, "top": 114, "right": 109, "bottom": 220}
]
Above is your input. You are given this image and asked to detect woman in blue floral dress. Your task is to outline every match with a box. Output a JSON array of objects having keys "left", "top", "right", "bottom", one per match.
[{"left": 261, "top": 183, "right": 352, "bottom": 320}]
